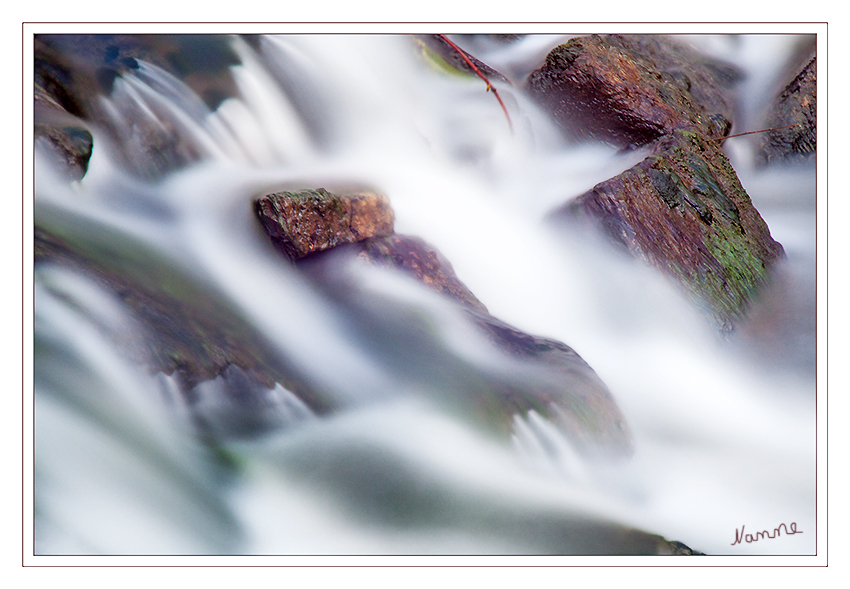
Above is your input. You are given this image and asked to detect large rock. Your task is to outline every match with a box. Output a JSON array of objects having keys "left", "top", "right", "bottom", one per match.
[
  {"left": 34, "top": 205, "right": 335, "bottom": 430},
  {"left": 600, "top": 34, "right": 742, "bottom": 123},
  {"left": 253, "top": 189, "right": 633, "bottom": 456},
  {"left": 524, "top": 35, "right": 737, "bottom": 147},
  {"left": 347, "top": 234, "right": 489, "bottom": 313},
  {"left": 255, "top": 188, "right": 395, "bottom": 260},
  {"left": 552, "top": 129, "right": 785, "bottom": 328}
]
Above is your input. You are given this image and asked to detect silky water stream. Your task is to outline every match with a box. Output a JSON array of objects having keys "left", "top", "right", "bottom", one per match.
[{"left": 32, "top": 34, "right": 817, "bottom": 556}]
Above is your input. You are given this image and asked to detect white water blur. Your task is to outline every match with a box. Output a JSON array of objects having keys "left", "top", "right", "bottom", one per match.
[{"left": 33, "top": 34, "right": 816, "bottom": 556}]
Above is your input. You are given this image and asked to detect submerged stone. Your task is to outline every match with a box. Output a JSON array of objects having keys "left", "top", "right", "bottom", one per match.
[
  {"left": 34, "top": 205, "right": 335, "bottom": 426},
  {"left": 255, "top": 188, "right": 396, "bottom": 261},
  {"left": 524, "top": 35, "right": 735, "bottom": 147},
  {"left": 553, "top": 129, "right": 784, "bottom": 328},
  {"left": 34, "top": 117, "right": 93, "bottom": 182},
  {"left": 36, "top": 34, "right": 241, "bottom": 110},
  {"left": 291, "top": 226, "right": 632, "bottom": 457},
  {"left": 349, "top": 234, "right": 489, "bottom": 313}
]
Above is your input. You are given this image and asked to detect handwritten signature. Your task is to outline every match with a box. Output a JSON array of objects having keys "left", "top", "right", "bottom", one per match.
[{"left": 732, "top": 522, "right": 803, "bottom": 545}]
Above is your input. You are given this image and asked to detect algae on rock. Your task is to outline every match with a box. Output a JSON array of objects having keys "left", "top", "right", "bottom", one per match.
[{"left": 554, "top": 130, "right": 784, "bottom": 328}]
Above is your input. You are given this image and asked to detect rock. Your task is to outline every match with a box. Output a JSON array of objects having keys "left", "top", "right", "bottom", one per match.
[
  {"left": 34, "top": 38, "right": 94, "bottom": 180},
  {"left": 600, "top": 34, "right": 743, "bottom": 123},
  {"left": 277, "top": 216, "right": 632, "bottom": 456},
  {"left": 552, "top": 129, "right": 785, "bottom": 328},
  {"left": 759, "top": 39, "right": 816, "bottom": 163},
  {"left": 348, "top": 234, "right": 489, "bottom": 313},
  {"left": 255, "top": 188, "right": 396, "bottom": 261},
  {"left": 34, "top": 34, "right": 244, "bottom": 179},
  {"left": 34, "top": 207, "right": 335, "bottom": 427},
  {"left": 524, "top": 35, "right": 735, "bottom": 147},
  {"left": 34, "top": 116, "right": 93, "bottom": 182},
  {"left": 174, "top": 365, "right": 315, "bottom": 441},
  {"left": 467, "top": 311, "right": 632, "bottom": 455},
  {"left": 36, "top": 34, "right": 241, "bottom": 110},
  {"left": 661, "top": 540, "right": 705, "bottom": 555}
]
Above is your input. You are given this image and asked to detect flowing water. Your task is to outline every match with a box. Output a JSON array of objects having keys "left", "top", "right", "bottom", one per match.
[{"left": 32, "top": 33, "right": 818, "bottom": 557}]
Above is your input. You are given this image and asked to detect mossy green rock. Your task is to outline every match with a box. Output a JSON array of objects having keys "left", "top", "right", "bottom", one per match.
[{"left": 554, "top": 130, "right": 784, "bottom": 328}]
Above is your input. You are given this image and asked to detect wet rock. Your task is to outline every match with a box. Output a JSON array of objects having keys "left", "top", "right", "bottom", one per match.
[
  {"left": 166, "top": 365, "right": 315, "bottom": 441},
  {"left": 262, "top": 201, "right": 633, "bottom": 456},
  {"left": 34, "top": 38, "right": 94, "bottom": 180},
  {"left": 524, "top": 35, "right": 735, "bottom": 147},
  {"left": 34, "top": 116, "right": 93, "bottom": 182},
  {"left": 467, "top": 311, "right": 632, "bottom": 455},
  {"left": 34, "top": 34, "right": 243, "bottom": 179},
  {"left": 34, "top": 207, "right": 335, "bottom": 428},
  {"left": 661, "top": 540, "right": 705, "bottom": 555},
  {"left": 255, "top": 188, "right": 396, "bottom": 261},
  {"left": 36, "top": 34, "right": 241, "bottom": 110},
  {"left": 552, "top": 129, "right": 784, "bottom": 328},
  {"left": 348, "top": 234, "right": 489, "bottom": 313},
  {"left": 759, "top": 39, "right": 816, "bottom": 163},
  {"left": 600, "top": 35, "right": 743, "bottom": 123}
]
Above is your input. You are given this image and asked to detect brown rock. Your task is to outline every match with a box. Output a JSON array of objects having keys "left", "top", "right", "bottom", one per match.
[
  {"left": 35, "top": 215, "right": 334, "bottom": 417},
  {"left": 255, "top": 188, "right": 395, "bottom": 260},
  {"left": 349, "top": 234, "right": 489, "bottom": 313},
  {"left": 294, "top": 232, "right": 632, "bottom": 456},
  {"left": 524, "top": 35, "right": 733, "bottom": 147},
  {"left": 255, "top": 186, "right": 632, "bottom": 455},
  {"left": 552, "top": 129, "right": 784, "bottom": 328},
  {"left": 600, "top": 34, "right": 742, "bottom": 125}
]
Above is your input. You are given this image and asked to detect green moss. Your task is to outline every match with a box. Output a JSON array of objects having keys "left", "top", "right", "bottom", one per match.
[
  {"left": 687, "top": 223, "right": 767, "bottom": 325},
  {"left": 412, "top": 37, "right": 476, "bottom": 79}
]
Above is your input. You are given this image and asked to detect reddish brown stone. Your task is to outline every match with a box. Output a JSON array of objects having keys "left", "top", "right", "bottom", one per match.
[
  {"left": 525, "top": 35, "right": 734, "bottom": 147},
  {"left": 600, "top": 35, "right": 742, "bottom": 125},
  {"left": 255, "top": 188, "right": 395, "bottom": 260},
  {"left": 349, "top": 234, "right": 488, "bottom": 313}
]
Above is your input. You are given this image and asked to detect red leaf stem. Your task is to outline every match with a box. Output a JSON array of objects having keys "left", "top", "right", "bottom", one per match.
[
  {"left": 714, "top": 123, "right": 802, "bottom": 141},
  {"left": 436, "top": 34, "right": 513, "bottom": 134}
]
